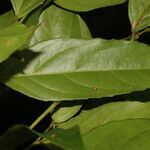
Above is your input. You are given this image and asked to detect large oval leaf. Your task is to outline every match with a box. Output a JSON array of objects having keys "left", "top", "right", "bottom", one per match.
[
  {"left": 0, "top": 38, "right": 150, "bottom": 101},
  {"left": 55, "top": 0, "right": 127, "bottom": 12},
  {"left": 129, "top": 0, "right": 150, "bottom": 32},
  {"left": 83, "top": 119, "right": 150, "bottom": 150},
  {"left": 11, "top": 0, "right": 45, "bottom": 19},
  {"left": 60, "top": 101, "right": 150, "bottom": 134},
  {"left": 0, "top": 23, "right": 34, "bottom": 63},
  {"left": 29, "top": 5, "right": 91, "bottom": 46}
]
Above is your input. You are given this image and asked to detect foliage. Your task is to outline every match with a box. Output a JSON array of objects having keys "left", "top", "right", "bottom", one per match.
[{"left": 0, "top": 0, "right": 150, "bottom": 149}]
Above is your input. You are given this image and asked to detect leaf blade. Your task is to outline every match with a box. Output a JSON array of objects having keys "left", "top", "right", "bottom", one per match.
[{"left": 0, "top": 39, "right": 150, "bottom": 100}]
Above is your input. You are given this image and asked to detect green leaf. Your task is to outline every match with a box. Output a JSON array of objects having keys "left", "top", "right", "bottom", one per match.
[
  {"left": 1, "top": 38, "right": 150, "bottom": 100},
  {"left": 52, "top": 101, "right": 83, "bottom": 123},
  {"left": 83, "top": 119, "right": 150, "bottom": 150},
  {"left": 0, "top": 125, "right": 36, "bottom": 150},
  {"left": 0, "top": 22, "right": 34, "bottom": 63},
  {"left": 60, "top": 101, "right": 150, "bottom": 134},
  {"left": 0, "top": 10, "right": 15, "bottom": 29},
  {"left": 11, "top": 0, "right": 45, "bottom": 19},
  {"left": 38, "top": 126, "right": 85, "bottom": 150},
  {"left": 4, "top": 38, "right": 150, "bottom": 100},
  {"left": 55, "top": 0, "right": 127, "bottom": 12},
  {"left": 129, "top": 0, "right": 150, "bottom": 32},
  {"left": 29, "top": 5, "right": 91, "bottom": 46}
]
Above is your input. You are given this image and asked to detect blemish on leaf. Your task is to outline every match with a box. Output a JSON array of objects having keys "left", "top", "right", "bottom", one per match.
[
  {"left": 92, "top": 86, "right": 98, "bottom": 91},
  {"left": 6, "top": 39, "right": 15, "bottom": 46}
]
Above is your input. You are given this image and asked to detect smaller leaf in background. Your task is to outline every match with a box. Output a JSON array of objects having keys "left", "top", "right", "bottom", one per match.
[
  {"left": 0, "top": 125, "right": 37, "bottom": 150},
  {"left": 0, "top": 10, "right": 15, "bottom": 29},
  {"left": 129, "top": 0, "right": 150, "bottom": 32},
  {"left": 29, "top": 5, "right": 91, "bottom": 46},
  {"left": 38, "top": 126, "right": 85, "bottom": 150},
  {"left": 55, "top": 0, "right": 127, "bottom": 12},
  {"left": 83, "top": 119, "right": 150, "bottom": 150},
  {"left": 60, "top": 101, "right": 150, "bottom": 134},
  {"left": 52, "top": 101, "right": 83, "bottom": 123},
  {"left": 0, "top": 22, "right": 34, "bottom": 63},
  {"left": 11, "top": 0, "right": 45, "bottom": 19}
]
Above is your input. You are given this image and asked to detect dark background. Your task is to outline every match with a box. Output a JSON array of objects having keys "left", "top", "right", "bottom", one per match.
[{"left": 0, "top": 0, "right": 150, "bottom": 138}]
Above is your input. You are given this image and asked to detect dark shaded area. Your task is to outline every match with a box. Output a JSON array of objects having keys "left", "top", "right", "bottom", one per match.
[
  {"left": 0, "top": 50, "right": 40, "bottom": 83},
  {"left": 30, "top": 145, "right": 49, "bottom": 150},
  {"left": 0, "top": 125, "right": 37, "bottom": 150},
  {"left": 82, "top": 89, "right": 150, "bottom": 111},
  {"left": 80, "top": 2, "right": 131, "bottom": 39},
  {"left": 0, "top": 0, "right": 12, "bottom": 14},
  {"left": 139, "top": 32, "right": 150, "bottom": 45},
  {"left": 0, "top": 84, "right": 51, "bottom": 134},
  {"left": 0, "top": 50, "right": 51, "bottom": 135}
]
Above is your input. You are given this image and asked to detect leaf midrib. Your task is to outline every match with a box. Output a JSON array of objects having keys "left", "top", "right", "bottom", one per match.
[{"left": 0, "top": 68, "right": 149, "bottom": 79}]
